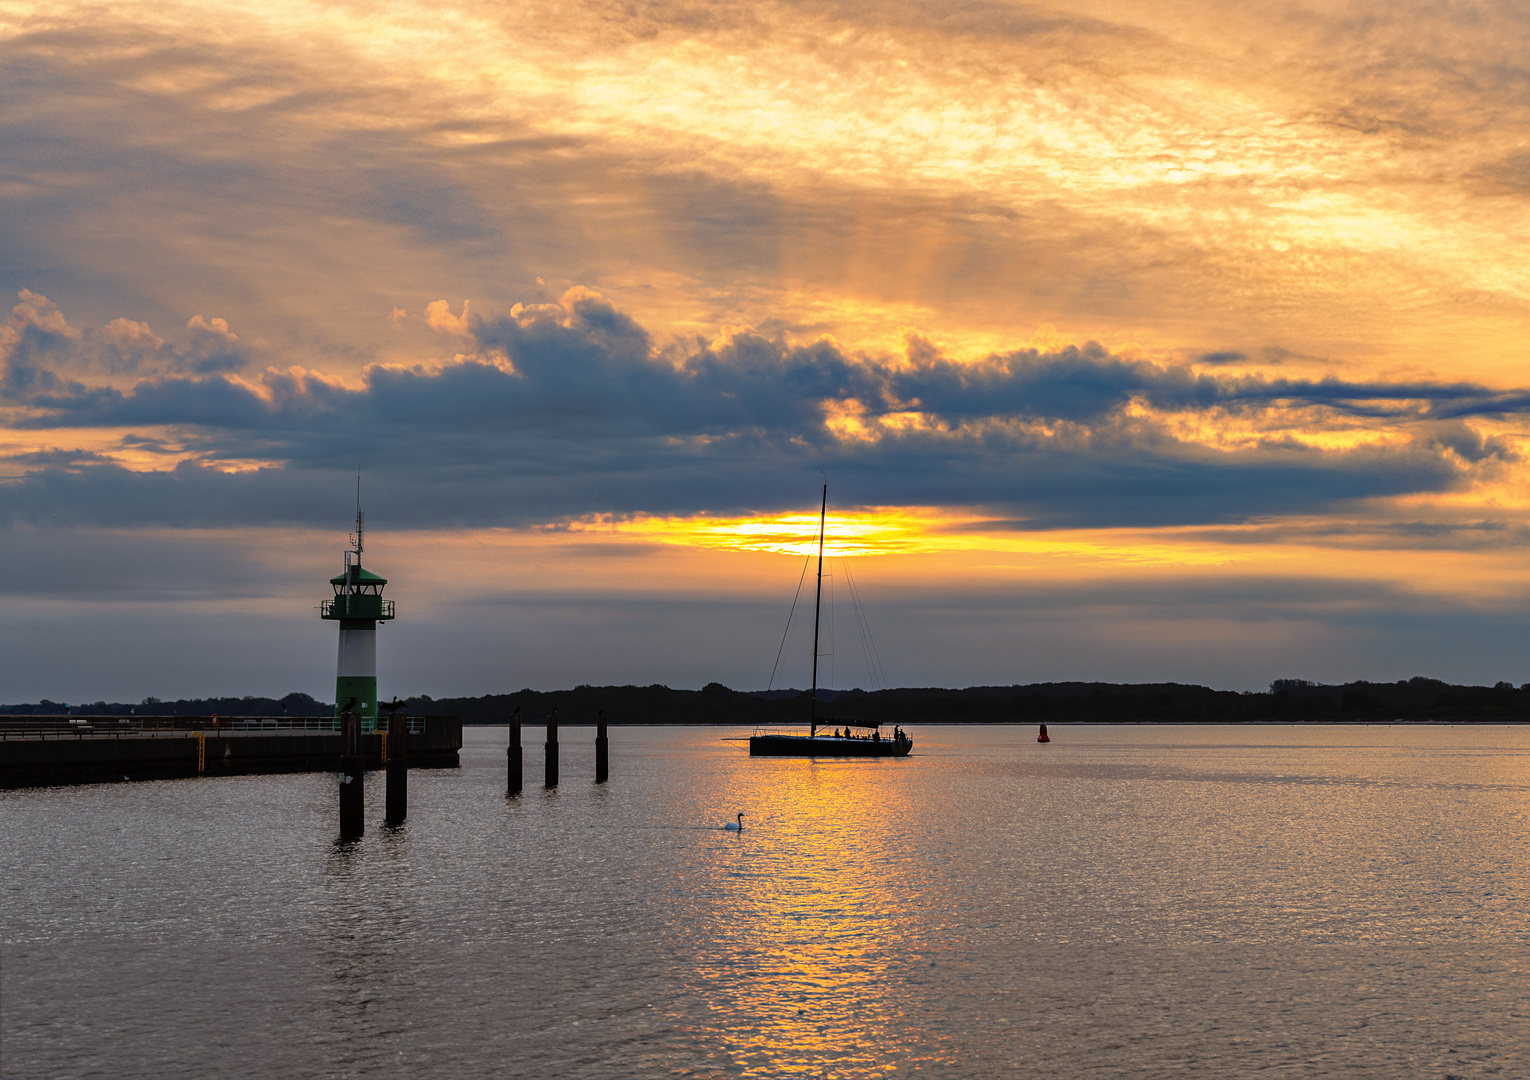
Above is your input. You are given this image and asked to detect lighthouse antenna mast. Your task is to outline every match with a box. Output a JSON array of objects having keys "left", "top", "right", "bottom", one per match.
[
  {"left": 351, "top": 473, "right": 364, "bottom": 561},
  {"left": 343, "top": 473, "right": 365, "bottom": 614}
]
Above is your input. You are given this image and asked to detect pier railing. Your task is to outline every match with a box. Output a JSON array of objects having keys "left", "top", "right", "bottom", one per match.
[{"left": 0, "top": 715, "right": 428, "bottom": 739}]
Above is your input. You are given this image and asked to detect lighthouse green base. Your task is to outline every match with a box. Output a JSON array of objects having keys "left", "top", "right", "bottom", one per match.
[{"left": 334, "top": 676, "right": 378, "bottom": 727}]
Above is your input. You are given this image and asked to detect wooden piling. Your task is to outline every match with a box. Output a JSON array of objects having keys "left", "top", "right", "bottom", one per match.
[
  {"left": 544, "top": 709, "right": 558, "bottom": 788},
  {"left": 595, "top": 710, "right": 609, "bottom": 784},
  {"left": 385, "top": 709, "right": 408, "bottom": 825},
  {"left": 339, "top": 711, "right": 364, "bottom": 839},
  {"left": 507, "top": 706, "right": 522, "bottom": 796}
]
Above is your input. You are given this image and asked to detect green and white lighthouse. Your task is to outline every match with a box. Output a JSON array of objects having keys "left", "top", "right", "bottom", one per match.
[{"left": 321, "top": 501, "right": 394, "bottom": 728}]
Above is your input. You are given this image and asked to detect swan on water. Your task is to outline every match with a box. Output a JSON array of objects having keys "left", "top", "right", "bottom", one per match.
[{"left": 723, "top": 812, "right": 744, "bottom": 831}]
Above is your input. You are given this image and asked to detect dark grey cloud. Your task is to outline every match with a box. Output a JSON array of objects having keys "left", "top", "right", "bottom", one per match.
[
  {"left": 0, "top": 291, "right": 256, "bottom": 399},
  {"left": 0, "top": 290, "right": 1524, "bottom": 531},
  {"left": 7, "top": 447, "right": 114, "bottom": 467}
]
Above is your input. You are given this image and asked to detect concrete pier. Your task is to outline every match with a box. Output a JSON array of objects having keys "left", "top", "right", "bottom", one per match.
[{"left": 0, "top": 715, "right": 462, "bottom": 789}]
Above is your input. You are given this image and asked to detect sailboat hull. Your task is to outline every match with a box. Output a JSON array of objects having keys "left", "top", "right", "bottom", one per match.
[{"left": 748, "top": 734, "right": 912, "bottom": 757}]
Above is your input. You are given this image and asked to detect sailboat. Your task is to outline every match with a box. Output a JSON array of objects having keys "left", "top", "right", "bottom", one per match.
[{"left": 748, "top": 484, "right": 914, "bottom": 758}]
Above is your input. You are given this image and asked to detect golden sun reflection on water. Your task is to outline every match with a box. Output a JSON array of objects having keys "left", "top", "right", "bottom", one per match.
[{"left": 695, "top": 756, "right": 938, "bottom": 1075}]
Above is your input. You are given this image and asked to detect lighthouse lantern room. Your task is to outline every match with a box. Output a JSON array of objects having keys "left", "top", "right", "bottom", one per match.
[{"left": 321, "top": 500, "right": 395, "bottom": 729}]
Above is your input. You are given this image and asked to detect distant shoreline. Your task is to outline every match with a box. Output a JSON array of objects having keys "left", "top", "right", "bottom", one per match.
[{"left": 9, "top": 678, "right": 1530, "bottom": 725}]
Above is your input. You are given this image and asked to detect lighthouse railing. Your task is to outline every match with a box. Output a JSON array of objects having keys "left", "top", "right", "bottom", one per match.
[{"left": 319, "top": 599, "right": 394, "bottom": 619}]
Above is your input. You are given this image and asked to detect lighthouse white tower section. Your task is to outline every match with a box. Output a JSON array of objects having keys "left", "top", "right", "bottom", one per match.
[{"left": 321, "top": 501, "right": 394, "bottom": 729}]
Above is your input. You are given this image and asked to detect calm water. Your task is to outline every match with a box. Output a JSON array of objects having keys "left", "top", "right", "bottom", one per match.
[{"left": 3, "top": 724, "right": 1528, "bottom": 1078}]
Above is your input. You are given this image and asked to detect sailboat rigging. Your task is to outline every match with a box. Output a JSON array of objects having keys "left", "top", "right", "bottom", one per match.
[{"left": 748, "top": 483, "right": 913, "bottom": 758}]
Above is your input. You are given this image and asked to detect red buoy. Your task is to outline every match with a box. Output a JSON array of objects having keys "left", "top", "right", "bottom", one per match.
[{"left": 1037, "top": 723, "right": 1050, "bottom": 743}]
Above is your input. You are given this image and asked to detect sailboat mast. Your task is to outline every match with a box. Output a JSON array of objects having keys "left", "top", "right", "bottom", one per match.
[{"left": 810, "top": 482, "right": 826, "bottom": 736}]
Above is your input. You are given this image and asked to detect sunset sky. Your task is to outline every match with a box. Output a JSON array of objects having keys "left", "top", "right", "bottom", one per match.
[{"left": 4, "top": 0, "right": 1530, "bottom": 702}]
